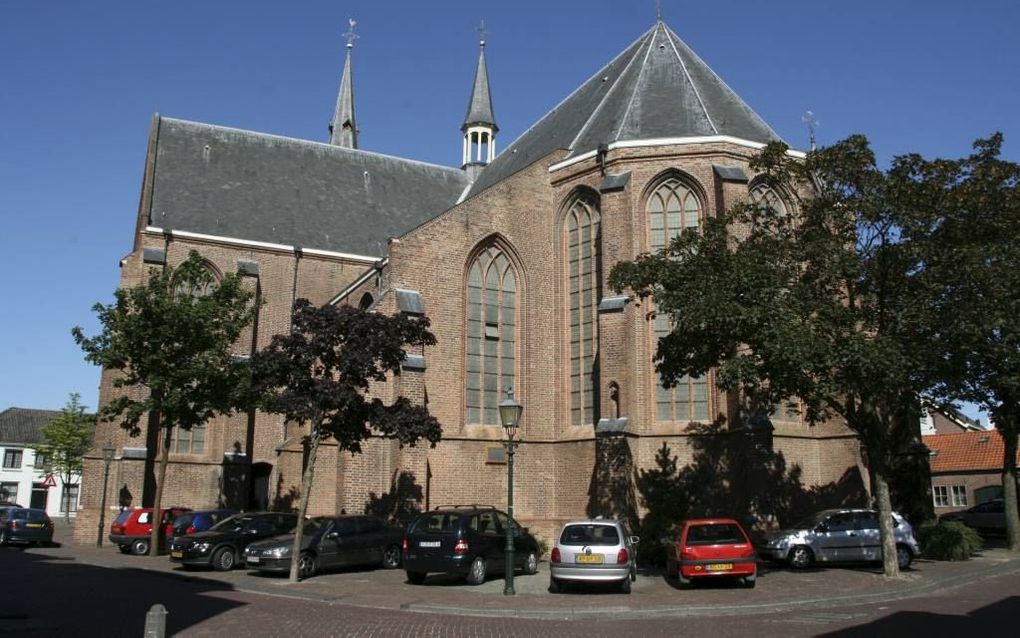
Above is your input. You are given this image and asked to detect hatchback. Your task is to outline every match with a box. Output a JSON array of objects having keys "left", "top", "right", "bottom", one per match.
[
  {"left": 0, "top": 508, "right": 53, "bottom": 546},
  {"left": 939, "top": 499, "right": 1008, "bottom": 536},
  {"left": 402, "top": 505, "right": 541, "bottom": 585},
  {"left": 665, "top": 518, "right": 756, "bottom": 588},
  {"left": 549, "top": 518, "right": 639, "bottom": 594},
  {"left": 109, "top": 507, "right": 192, "bottom": 555},
  {"left": 760, "top": 508, "right": 920, "bottom": 569}
]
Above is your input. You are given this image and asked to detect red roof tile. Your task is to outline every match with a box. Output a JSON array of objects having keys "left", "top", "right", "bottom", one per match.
[{"left": 924, "top": 430, "right": 1020, "bottom": 473}]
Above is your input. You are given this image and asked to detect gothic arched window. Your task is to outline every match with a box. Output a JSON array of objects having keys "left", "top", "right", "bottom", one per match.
[
  {"left": 647, "top": 176, "right": 701, "bottom": 251},
  {"left": 564, "top": 195, "right": 601, "bottom": 426},
  {"left": 749, "top": 184, "right": 788, "bottom": 217},
  {"left": 466, "top": 245, "right": 517, "bottom": 425}
]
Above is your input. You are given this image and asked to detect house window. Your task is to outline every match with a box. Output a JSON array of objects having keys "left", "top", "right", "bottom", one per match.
[
  {"left": 173, "top": 260, "right": 218, "bottom": 299},
  {"left": 60, "top": 484, "right": 79, "bottom": 513},
  {"left": 951, "top": 485, "right": 968, "bottom": 507},
  {"left": 749, "top": 184, "right": 789, "bottom": 217},
  {"left": 0, "top": 482, "right": 18, "bottom": 503},
  {"left": 466, "top": 245, "right": 517, "bottom": 425},
  {"left": 33, "top": 452, "right": 51, "bottom": 471},
  {"left": 565, "top": 195, "right": 601, "bottom": 426},
  {"left": 2, "top": 450, "right": 22, "bottom": 470},
  {"left": 647, "top": 176, "right": 701, "bottom": 251},
  {"left": 933, "top": 485, "right": 952, "bottom": 507},
  {"left": 172, "top": 425, "right": 206, "bottom": 454}
]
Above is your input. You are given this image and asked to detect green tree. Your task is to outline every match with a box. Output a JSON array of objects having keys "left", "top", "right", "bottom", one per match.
[
  {"left": 907, "top": 134, "right": 1020, "bottom": 550},
  {"left": 250, "top": 299, "right": 442, "bottom": 582},
  {"left": 34, "top": 393, "right": 95, "bottom": 521},
  {"left": 73, "top": 250, "right": 257, "bottom": 555},
  {"left": 611, "top": 137, "right": 941, "bottom": 577}
]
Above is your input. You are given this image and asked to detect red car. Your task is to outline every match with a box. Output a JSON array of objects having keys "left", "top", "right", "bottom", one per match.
[
  {"left": 665, "top": 518, "right": 757, "bottom": 588},
  {"left": 109, "top": 507, "right": 192, "bottom": 555}
]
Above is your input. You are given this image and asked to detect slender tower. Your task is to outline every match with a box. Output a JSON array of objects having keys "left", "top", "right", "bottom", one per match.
[
  {"left": 462, "top": 22, "right": 497, "bottom": 171},
  {"left": 329, "top": 19, "right": 358, "bottom": 148}
]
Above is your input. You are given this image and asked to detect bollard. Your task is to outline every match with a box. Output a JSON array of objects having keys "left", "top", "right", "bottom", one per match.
[{"left": 144, "top": 604, "right": 167, "bottom": 638}]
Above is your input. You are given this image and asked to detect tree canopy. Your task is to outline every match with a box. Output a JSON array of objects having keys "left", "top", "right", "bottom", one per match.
[{"left": 35, "top": 393, "right": 95, "bottom": 520}]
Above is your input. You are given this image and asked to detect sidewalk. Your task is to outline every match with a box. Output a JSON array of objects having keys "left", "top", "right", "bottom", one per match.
[{"left": 36, "top": 520, "right": 1020, "bottom": 620}]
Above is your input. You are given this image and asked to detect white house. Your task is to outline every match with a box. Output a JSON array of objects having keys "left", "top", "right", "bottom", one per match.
[{"left": 0, "top": 408, "right": 84, "bottom": 517}]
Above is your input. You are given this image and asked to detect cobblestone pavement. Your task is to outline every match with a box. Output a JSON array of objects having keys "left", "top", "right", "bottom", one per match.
[{"left": 1, "top": 521, "right": 1016, "bottom": 636}]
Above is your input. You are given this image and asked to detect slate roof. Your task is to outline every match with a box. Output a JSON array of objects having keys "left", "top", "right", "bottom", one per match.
[
  {"left": 148, "top": 117, "right": 471, "bottom": 257},
  {"left": 466, "top": 21, "right": 783, "bottom": 199},
  {"left": 0, "top": 408, "right": 62, "bottom": 445},
  {"left": 329, "top": 44, "right": 358, "bottom": 148},
  {"left": 463, "top": 43, "right": 497, "bottom": 132},
  {"left": 924, "top": 431, "right": 1019, "bottom": 473}
]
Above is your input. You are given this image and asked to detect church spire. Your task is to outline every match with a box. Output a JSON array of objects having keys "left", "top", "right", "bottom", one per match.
[
  {"left": 462, "top": 22, "right": 497, "bottom": 168},
  {"left": 329, "top": 19, "right": 358, "bottom": 148}
]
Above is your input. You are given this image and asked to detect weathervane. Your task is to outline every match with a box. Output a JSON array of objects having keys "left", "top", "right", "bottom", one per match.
[
  {"left": 476, "top": 19, "right": 488, "bottom": 46},
  {"left": 343, "top": 18, "right": 359, "bottom": 48},
  {"left": 802, "top": 110, "right": 819, "bottom": 151}
]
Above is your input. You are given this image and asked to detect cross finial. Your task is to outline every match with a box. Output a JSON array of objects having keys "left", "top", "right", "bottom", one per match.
[
  {"left": 476, "top": 19, "right": 488, "bottom": 46},
  {"left": 343, "top": 18, "right": 359, "bottom": 48},
  {"left": 801, "top": 110, "right": 819, "bottom": 151}
]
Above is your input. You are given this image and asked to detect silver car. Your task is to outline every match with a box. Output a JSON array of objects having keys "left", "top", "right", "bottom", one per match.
[
  {"left": 760, "top": 508, "right": 920, "bottom": 569},
  {"left": 549, "top": 518, "right": 638, "bottom": 594}
]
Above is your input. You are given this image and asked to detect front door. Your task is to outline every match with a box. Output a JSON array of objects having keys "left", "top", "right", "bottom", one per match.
[
  {"left": 815, "top": 512, "right": 857, "bottom": 561},
  {"left": 30, "top": 484, "right": 47, "bottom": 510}
]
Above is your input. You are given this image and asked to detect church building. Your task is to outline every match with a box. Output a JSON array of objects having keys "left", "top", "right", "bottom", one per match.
[{"left": 75, "top": 20, "right": 867, "bottom": 544}]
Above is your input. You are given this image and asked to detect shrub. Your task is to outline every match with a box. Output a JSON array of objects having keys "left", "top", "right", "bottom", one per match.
[{"left": 918, "top": 520, "right": 982, "bottom": 560}]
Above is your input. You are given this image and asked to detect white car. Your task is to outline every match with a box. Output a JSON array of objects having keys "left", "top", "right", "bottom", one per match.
[{"left": 549, "top": 518, "right": 639, "bottom": 594}]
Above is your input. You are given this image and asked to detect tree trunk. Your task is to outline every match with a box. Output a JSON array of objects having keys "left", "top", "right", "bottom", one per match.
[
  {"left": 62, "top": 470, "right": 73, "bottom": 523},
  {"left": 149, "top": 422, "right": 172, "bottom": 557},
  {"left": 1002, "top": 427, "right": 1019, "bottom": 552},
  {"left": 289, "top": 425, "right": 321, "bottom": 583},
  {"left": 873, "top": 465, "right": 900, "bottom": 578}
]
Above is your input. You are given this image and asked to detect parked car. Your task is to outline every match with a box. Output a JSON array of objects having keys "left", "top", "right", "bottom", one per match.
[
  {"left": 760, "top": 508, "right": 920, "bottom": 569},
  {"left": 548, "top": 518, "right": 639, "bottom": 594},
  {"left": 168, "top": 509, "right": 237, "bottom": 544},
  {"left": 0, "top": 508, "right": 54, "bottom": 546},
  {"left": 245, "top": 514, "right": 404, "bottom": 579},
  {"left": 168, "top": 512, "right": 297, "bottom": 571},
  {"left": 664, "top": 518, "right": 756, "bottom": 588},
  {"left": 109, "top": 507, "right": 192, "bottom": 555},
  {"left": 402, "top": 505, "right": 541, "bottom": 585},
  {"left": 0, "top": 502, "right": 25, "bottom": 508},
  {"left": 939, "top": 499, "right": 1008, "bottom": 536}
]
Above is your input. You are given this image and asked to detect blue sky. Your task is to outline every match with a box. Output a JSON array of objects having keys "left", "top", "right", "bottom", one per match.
[{"left": 1, "top": 0, "right": 1017, "bottom": 422}]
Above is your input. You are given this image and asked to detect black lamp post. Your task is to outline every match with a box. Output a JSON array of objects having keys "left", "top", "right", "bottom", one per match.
[
  {"left": 96, "top": 446, "right": 115, "bottom": 548},
  {"left": 498, "top": 389, "right": 523, "bottom": 596}
]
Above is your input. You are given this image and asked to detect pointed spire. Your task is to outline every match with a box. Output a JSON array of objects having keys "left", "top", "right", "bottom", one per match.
[
  {"left": 329, "top": 19, "right": 358, "bottom": 148},
  {"left": 462, "top": 25, "right": 497, "bottom": 134}
]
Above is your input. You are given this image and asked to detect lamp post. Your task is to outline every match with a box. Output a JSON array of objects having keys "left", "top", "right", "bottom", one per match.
[
  {"left": 96, "top": 445, "right": 115, "bottom": 548},
  {"left": 498, "top": 389, "right": 523, "bottom": 596}
]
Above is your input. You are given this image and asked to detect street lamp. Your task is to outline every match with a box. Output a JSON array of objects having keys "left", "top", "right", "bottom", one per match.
[
  {"left": 498, "top": 389, "right": 523, "bottom": 596},
  {"left": 96, "top": 445, "right": 115, "bottom": 548}
]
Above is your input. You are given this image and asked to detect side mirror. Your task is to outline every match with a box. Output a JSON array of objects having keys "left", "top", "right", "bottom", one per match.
[
  {"left": 326, "top": 531, "right": 340, "bottom": 540},
  {"left": 245, "top": 528, "right": 260, "bottom": 536},
  {"left": 630, "top": 535, "right": 640, "bottom": 545}
]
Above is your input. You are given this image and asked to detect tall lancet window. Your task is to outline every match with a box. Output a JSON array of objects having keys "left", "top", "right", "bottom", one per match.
[
  {"left": 565, "top": 195, "right": 601, "bottom": 425},
  {"left": 749, "top": 184, "right": 788, "bottom": 217},
  {"left": 647, "top": 176, "right": 708, "bottom": 423},
  {"left": 466, "top": 245, "right": 517, "bottom": 425}
]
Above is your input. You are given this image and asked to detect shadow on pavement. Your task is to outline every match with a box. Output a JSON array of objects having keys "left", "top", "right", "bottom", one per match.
[
  {"left": 0, "top": 546, "right": 247, "bottom": 636},
  {"left": 820, "top": 596, "right": 1020, "bottom": 635}
]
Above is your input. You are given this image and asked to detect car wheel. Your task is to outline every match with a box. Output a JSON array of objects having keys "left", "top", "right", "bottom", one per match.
[
  {"left": 118, "top": 544, "right": 131, "bottom": 554},
  {"left": 130, "top": 539, "right": 150, "bottom": 556},
  {"left": 677, "top": 572, "right": 691, "bottom": 588},
  {"left": 298, "top": 552, "right": 317, "bottom": 580},
  {"left": 211, "top": 547, "right": 235, "bottom": 571},
  {"left": 0, "top": 530, "right": 7, "bottom": 546},
  {"left": 895, "top": 544, "right": 913, "bottom": 570},
  {"left": 522, "top": 551, "right": 539, "bottom": 575},
  {"left": 465, "top": 556, "right": 486, "bottom": 585},
  {"left": 631, "top": 565, "right": 638, "bottom": 582},
  {"left": 620, "top": 576, "right": 632, "bottom": 594},
  {"left": 788, "top": 545, "right": 813, "bottom": 569},
  {"left": 381, "top": 544, "right": 402, "bottom": 569},
  {"left": 743, "top": 574, "right": 757, "bottom": 588},
  {"left": 406, "top": 571, "right": 427, "bottom": 585},
  {"left": 549, "top": 576, "right": 562, "bottom": 593},
  {"left": 665, "top": 557, "right": 677, "bottom": 580}
]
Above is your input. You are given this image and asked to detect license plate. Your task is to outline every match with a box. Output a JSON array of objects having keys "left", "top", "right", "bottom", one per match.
[
  {"left": 419, "top": 541, "right": 441, "bottom": 548},
  {"left": 27, "top": 523, "right": 43, "bottom": 528},
  {"left": 706, "top": 563, "right": 732, "bottom": 571},
  {"left": 171, "top": 551, "right": 183, "bottom": 559},
  {"left": 575, "top": 554, "right": 604, "bottom": 564},
  {"left": 247, "top": 556, "right": 260, "bottom": 564}
]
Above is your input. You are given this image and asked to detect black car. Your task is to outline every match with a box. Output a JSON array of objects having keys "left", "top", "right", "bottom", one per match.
[
  {"left": 940, "top": 499, "right": 1009, "bottom": 535},
  {"left": 168, "top": 512, "right": 297, "bottom": 571},
  {"left": 245, "top": 514, "right": 404, "bottom": 579},
  {"left": 402, "top": 505, "right": 541, "bottom": 585},
  {"left": 168, "top": 509, "right": 237, "bottom": 544},
  {"left": 0, "top": 508, "right": 53, "bottom": 546}
]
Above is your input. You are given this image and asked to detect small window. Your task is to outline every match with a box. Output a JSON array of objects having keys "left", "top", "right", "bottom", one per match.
[
  {"left": 824, "top": 513, "right": 856, "bottom": 532},
  {"left": 172, "top": 425, "right": 206, "bottom": 455},
  {"left": 3, "top": 450, "right": 23, "bottom": 470},
  {"left": 0, "top": 482, "right": 19, "bottom": 503},
  {"left": 412, "top": 513, "right": 461, "bottom": 535},
  {"left": 933, "top": 485, "right": 950, "bottom": 508},
  {"left": 138, "top": 511, "right": 152, "bottom": 525},
  {"left": 685, "top": 523, "right": 745, "bottom": 546},
  {"left": 471, "top": 512, "right": 500, "bottom": 536},
  {"left": 34, "top": 453, "right": 51, "bottom": 471},
  {"left": 60, "top": 484, "right": 79, "bottom": 513},
  {"left": 951, "top": 485, "right": 968, "bottom": 507},
  {"left": 855, "top": 512, "right": 879, "bottom": 531}
]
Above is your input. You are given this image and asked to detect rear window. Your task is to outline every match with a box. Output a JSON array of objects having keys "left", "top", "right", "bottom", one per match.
[
  {"left": 560, "top": 524, "right": 620, "bottom": 546},
  {"left": 28, "top": 510, "right": 48, "bottom": 523},
  {"left": 113, "top": 510, "right": 132, "bottom": 525},
  {"left": 173, "top": 514, "right": 195, "bottom": 528},
  {"left": 411, "top": 512, "right": 462, "bottom": 535},
  {"left": 10, "top": 510, "right": 27, "bottom": 520},
  {"left": 685, "top": 523, "right": 745, "bottom": 546}
]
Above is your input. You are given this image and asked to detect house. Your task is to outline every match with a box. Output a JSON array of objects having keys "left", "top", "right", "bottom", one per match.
[
  {"left": 923, "top": 429, "right": 1018, "bottom": 513},
  {"left": 75, "top": 19, "right": 870, "bottom": 543},
  {"left": 0, "top": 408, "right": 83, "bottom": 517}
]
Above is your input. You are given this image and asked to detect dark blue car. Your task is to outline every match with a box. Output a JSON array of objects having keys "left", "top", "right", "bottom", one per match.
[{"left": 169, "top": 509, "right": 237, "bottom": 544}]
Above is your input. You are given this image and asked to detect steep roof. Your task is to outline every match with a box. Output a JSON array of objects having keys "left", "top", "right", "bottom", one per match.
[
  {"left": 924, "top": 431, "right": 1019, "bottom": 473},
  {"left": 0, "top": 408, "right": 62, "bottom": 445},
  {"left": 463, "top": 43, "right": 497, "bottom": 132},
  {"left": 329, "top": 43, "right": 358, "bottom": 148},
  {"left": 148, "top": 117, "right": 471, "bottom": 257},
  {"left": 466, "top": 21, "right": 782, "bottom": 198}
]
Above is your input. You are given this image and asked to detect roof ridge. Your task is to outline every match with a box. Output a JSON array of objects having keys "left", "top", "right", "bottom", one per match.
[
  {"left": 613, "top": 28, "right": 657, "bottom": 143},
  {"left": 663, "top": 24, "right": 717, "bottom": 135}
]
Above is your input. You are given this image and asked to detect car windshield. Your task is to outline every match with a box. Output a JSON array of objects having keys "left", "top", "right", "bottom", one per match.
[
  {"left": 211, "top": 515, "right": 254, "bottom": 533},
  {"left": 560, "top": 524, "right": 620, "bottom": 546},
  {"left": 685, "top": 523, "right": 745, "bottom": 546}
]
